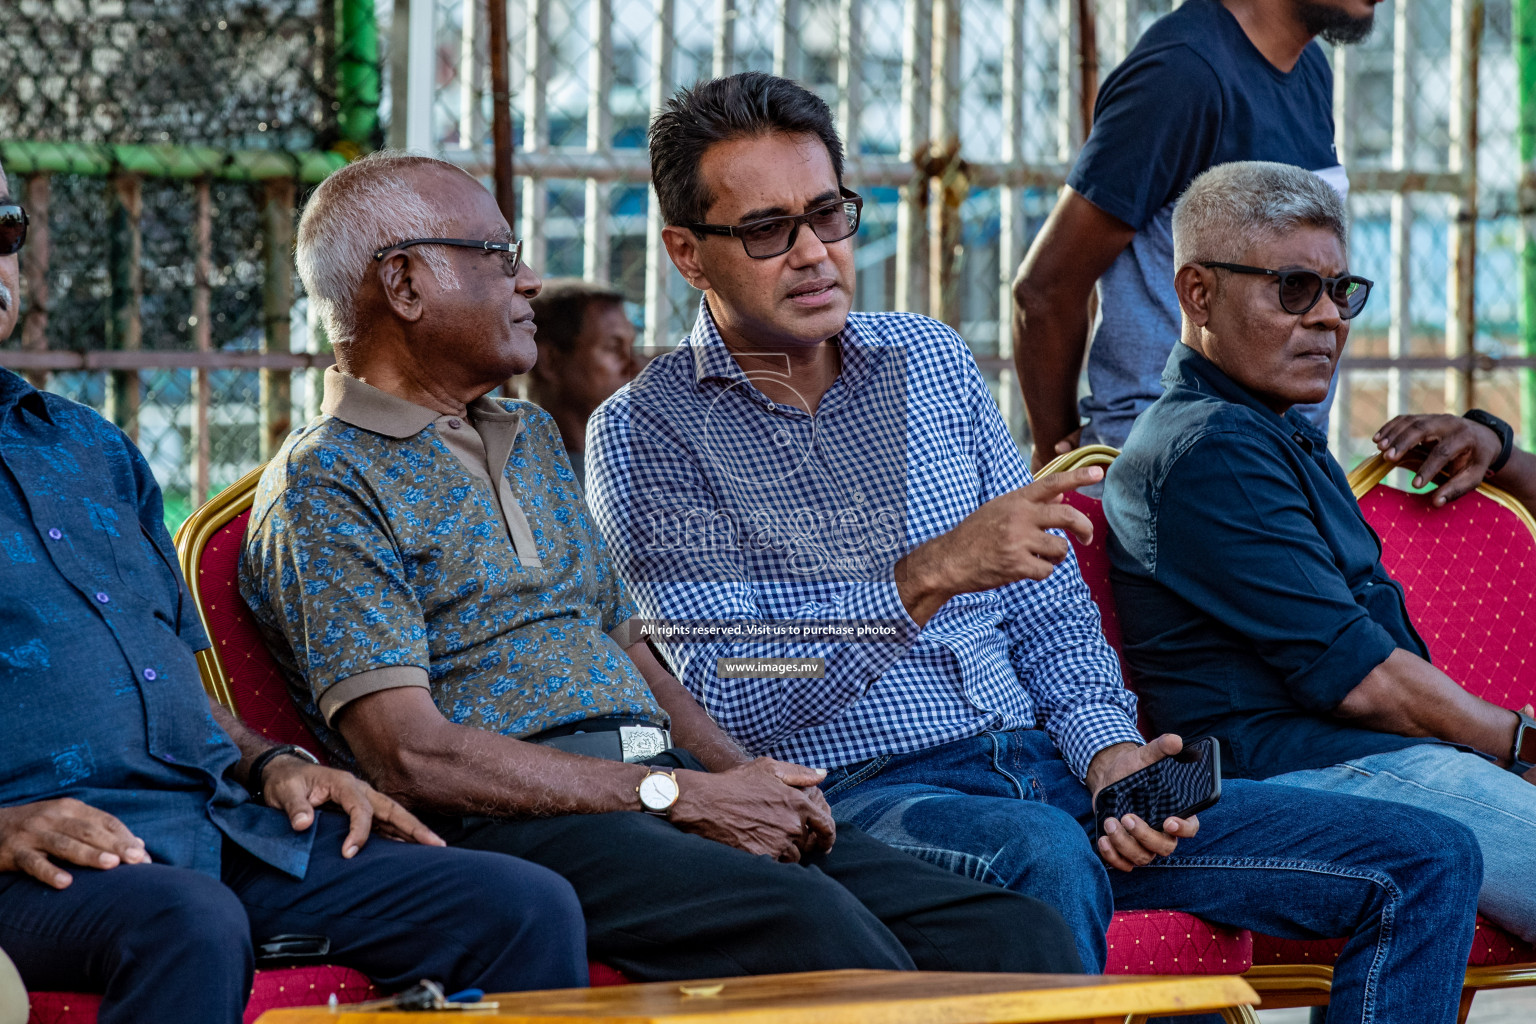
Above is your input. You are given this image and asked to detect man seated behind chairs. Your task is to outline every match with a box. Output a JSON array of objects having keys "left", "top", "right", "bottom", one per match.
[
  {"left": 1104, "top": 159, "right": 1536, "bottom": 942},
  {"left": 239, "top": 151, "right": 1082, "bottom": 982},
  {"left": 583, "top": 72, "right": 1485, "bottom": 1024},
  {"left": 0, "top": 157, "right": 587, "bottom": 1024},
  {"left": 526, "top": 278, "right": 640, "bottom": 485}
]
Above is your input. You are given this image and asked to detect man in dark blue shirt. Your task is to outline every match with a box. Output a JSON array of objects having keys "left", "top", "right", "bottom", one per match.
[
  {"left": 1014, "top": 0, "right": 1378, "bottom": 469},
  {"left": 0, "top": 167, "right": 586, "bottom": 1024},
  {"left": 1107, "top": 160, "right": 1536, "bottom": 944}
]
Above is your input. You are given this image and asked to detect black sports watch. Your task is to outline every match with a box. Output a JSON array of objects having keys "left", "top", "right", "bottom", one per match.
[
  {"left": 249, "top": 743, "right": 321, "bottom": 801},
  {"left": 1512, "top": 711, "right": 1536, "bottom": 776},
  {"left": 1464, "top": 409, "right": 1514, "bottom": 476}
]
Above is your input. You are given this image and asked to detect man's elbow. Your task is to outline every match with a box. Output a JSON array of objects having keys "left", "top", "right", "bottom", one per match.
[
  {"left": 1011, "top": 264, "right": 1049, "bottom": 322},
  {"left": 343, "top": 722, "right": 456, "bottom": 808},
  {"left": 1333, "top": 669, "right": 1429, "bottom": 736}
]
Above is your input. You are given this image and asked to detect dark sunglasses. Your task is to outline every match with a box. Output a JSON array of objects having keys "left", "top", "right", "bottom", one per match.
[
  {"left": 0, "top": 205, "right": 28, "bottom": 256},
  {"left": 373, "top": 236, "right": 523, "bottom": 275},
  {"left": 1200, "top": 261, "right": 1373, "bottom": 320},
  {"left": 685, "top": 189, "right": 863, "bottom": 259}
]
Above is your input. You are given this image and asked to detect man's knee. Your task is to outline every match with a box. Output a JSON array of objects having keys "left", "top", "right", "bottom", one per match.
[
  {"left": 460, "top": 851, "right": 586, "bottom": 943},
  {"left": 965, "top": 892, "right": 1085, "bottom": 974}
]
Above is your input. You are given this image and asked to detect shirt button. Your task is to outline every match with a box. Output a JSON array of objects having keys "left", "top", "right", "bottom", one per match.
[
  {"left": 95, "top": 591, "right": 110, "bottom": 604},
  {"left": 143, "top": 668, "right": 157, "bottom": 681},
  {"left": 47, "top": 528, "right": 62, "bottom": 540},
  {"left": 447, "top": 418, "right": 463, "bottom": 429}
]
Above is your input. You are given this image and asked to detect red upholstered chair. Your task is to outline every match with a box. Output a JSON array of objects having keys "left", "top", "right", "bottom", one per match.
[
  {"left": 1242, "top": 454, "right": 1536, "bottom": 1022},
  {"left": 1037, "top": 447, "right": 1257, "bottom": 1019}
]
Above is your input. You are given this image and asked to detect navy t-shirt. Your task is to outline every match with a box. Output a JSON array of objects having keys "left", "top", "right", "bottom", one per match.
[{"left": 1067, "top": 0, "right": 1345, "bottom": 450}]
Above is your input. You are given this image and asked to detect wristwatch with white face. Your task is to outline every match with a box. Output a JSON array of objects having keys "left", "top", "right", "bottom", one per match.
[{"left": 637, "top": 769, "right": 680, "bottom": 816}]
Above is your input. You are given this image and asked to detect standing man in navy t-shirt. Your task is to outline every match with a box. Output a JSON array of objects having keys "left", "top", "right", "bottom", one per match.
[{"left": 1012, "top": 0, "right": 1378, "bottom": 469}]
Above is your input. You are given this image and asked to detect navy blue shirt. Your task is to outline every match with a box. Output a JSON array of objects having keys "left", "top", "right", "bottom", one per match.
[
  {"left": 0, "top": 369, "right": 311, "bottom": 878},
  {"left": 1103, "top": 346, "right": 1431, "bottom": 780},
  {"left": 1066, "top": 0, "right": 1344, "bottom": 450}
]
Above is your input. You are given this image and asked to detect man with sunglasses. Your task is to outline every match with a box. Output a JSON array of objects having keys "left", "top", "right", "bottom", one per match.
[
  {"left": 586, "top": 75, "right": 1482, "bottom": 1023},
  {"left": 0, "top": 168, "right": 591, "bottom": 1023},
  {"left": 242, "top": 151, "right": 1083, "bottom": 983},
  {"left": 1106, "top": 160, "right": 1534, "bottom": 942}
]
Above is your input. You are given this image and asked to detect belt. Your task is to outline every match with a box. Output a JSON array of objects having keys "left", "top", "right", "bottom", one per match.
[{"left": 525, "top": 716, "right": 672, "bottom": 763}]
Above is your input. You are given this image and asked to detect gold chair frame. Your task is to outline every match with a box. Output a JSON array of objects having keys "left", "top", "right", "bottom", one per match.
[{"left": 170, "top": 462, "right": 270, "bottom": 714}]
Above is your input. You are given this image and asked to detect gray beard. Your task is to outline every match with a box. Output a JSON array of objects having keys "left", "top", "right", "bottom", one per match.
[
  {"left": 1294, "top": 0, "right": 1376, "bottom": 45},
  {"left": 0, "top": 281, "right": 12, "bottom": 312}
]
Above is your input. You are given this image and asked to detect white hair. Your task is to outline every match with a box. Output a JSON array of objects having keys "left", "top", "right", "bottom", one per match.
[
  {"left": 295, "top": 151, "right": 468, "bottom": 351},
  {"left": 1172, "top": 161, "right": 1348, "bottom": 268}
]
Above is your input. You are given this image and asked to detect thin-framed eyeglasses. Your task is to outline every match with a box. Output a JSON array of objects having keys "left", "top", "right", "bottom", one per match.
[
  {"left": 1200, "top": 261, "right": 1373, "bottom": 320},
  {"left": 685, "top": 189, "right": 863, "bottom": 259},
  {"left": 0, "top": 205, "right": 28, "bottom": 256},
  {"left": 373, "top": 237, "right": 523, "bottom": 275}
]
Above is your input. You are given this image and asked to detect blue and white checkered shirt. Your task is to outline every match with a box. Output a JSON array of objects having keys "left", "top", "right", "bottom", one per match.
[{"left": 585, "top": 300, "right": 1142, "bottom": 777}]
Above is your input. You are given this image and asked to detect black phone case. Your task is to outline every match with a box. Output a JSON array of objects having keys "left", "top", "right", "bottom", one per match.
[{"left": 1092, "top": 739, "right": 1222, "bottom": 842}]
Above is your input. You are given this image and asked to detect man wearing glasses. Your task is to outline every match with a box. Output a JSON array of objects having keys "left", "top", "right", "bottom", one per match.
[
  {"left": 0, "top": 167, "right": 590, "bottom": 1023},
  {"left": 585, "top": 75, "right": 1483, "bottom": 1022},
  {"left": 241, "top": 151, "right": 1082, "bottom": 982},
  {"left": 1106, "top": 160, "right": 1536, "bottom": 942}
]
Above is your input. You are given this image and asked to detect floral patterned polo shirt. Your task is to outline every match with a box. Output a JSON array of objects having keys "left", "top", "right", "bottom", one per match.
[{"left": 239, "top": 368, "right": 661, "bottom": 765}]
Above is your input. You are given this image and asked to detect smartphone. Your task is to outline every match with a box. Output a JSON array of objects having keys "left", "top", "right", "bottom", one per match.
[{"left": 1093, "top": 737, "right": 1221, "bottom": 842}]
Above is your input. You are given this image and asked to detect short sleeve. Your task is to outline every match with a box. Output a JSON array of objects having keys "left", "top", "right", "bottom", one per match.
[
  {"left": 1151, "top": 433, "right": 1399, "bottom": 711},
  {"left": 240, "top": 480, "right": 431, "bottom": 711},
  {"left": 1067, "top": 45, "right": 1224, "bottom": 230}
]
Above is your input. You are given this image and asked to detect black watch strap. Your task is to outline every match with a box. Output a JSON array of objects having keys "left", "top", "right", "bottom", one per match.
[
  {"left": 1512, "top": 711, "right": 1536, "bottom": 775},
  {"left": 249, "top": 744, "right": 319, "bottom": 800},
  {"left": 1464, "top": 409, "right": 1514, "bottom": 475}
]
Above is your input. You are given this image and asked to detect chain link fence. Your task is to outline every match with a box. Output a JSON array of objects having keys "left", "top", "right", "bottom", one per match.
[{"left": 0, "top": 0, "right": 1528, "bottom": 528}]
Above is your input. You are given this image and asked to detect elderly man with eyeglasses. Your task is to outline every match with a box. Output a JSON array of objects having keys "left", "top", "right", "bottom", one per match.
[
  {"left": 1106, "top": 159, "right": 1536, "bottom": 944},
  {"left": 240, "top": 151, "right": 1082, "bottom": 981},
  {"left": 0, "top": 161, "right": 590, "bottom": 1024}
]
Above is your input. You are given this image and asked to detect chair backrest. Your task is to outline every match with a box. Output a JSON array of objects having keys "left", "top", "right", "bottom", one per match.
[
  {"left": 172, "top": 464, "right": 330, "bottom": 762},
  {"left": 1347, "top": 453, "right": 1536, "bottom": 709},
  {"left": 1036, "top": 447, "right": 1145, "bottom": 731}
]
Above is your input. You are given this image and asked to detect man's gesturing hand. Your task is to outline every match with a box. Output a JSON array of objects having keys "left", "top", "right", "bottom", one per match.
[
  {"left": 668, "top": 758, "right": 836, "bottom": 863},
  {"left": 898, "top": 466, "right": 1102, "bottom": 626},
  {"left": 1085, "top": 735, "right": 1201, "bottom": 873},
  {"left": 0, "top": 798, "right": 151, "bottom": 889},
  {"left": 260, "top": 756, "right": 445, "bottom": 858}
]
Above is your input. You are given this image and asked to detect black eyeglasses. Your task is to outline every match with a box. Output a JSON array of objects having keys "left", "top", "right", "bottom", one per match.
[
  {"left": 1200, "top": 261, "right": 1373, "bottom": 320},
  {"left": 0, "top": 205, "right": 28, "bottom": 256},
  {"left": 373, "top": 237, "right": 523, "bottom": 275},
  {"left": 685, "top": 189, "right": 863, "bottom": 259}
]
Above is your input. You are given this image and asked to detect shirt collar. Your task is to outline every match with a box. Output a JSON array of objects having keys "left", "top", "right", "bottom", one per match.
[
  {"left": 0, "top": 368, "right": 53, "bottom": 424},
  {"left": 320, "top": 366, "right": 514, "bottom": 438},
  {"left": 1163, "top": 342, "right": 1327, "bottom": 448},
  {"left": 681, "top": 296, "right": 879, "bottom": 395}
]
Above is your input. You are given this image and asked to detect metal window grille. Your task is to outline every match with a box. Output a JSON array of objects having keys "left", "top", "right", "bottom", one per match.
[{"left": 0, "top": 0, "right": 1527, "bottom": 528}]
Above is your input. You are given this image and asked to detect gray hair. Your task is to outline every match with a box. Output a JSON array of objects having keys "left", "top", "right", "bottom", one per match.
[
  {"left": 1172, "top": 161, "right": 1348, "bottom": 268},
  {"left": 295, "top": 151, "right": 467, "bottom": 351}
]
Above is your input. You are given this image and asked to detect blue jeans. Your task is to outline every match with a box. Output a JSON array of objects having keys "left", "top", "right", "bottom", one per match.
[
  {"left": 823, "top": 729, "right": 1482, "bottom": 1024},
  {"left": 1269, "top": 742, "right": 1536, "bottom": 942},
  {"left": 0, "top": 812, "right": 588, "bottom": 1024}
]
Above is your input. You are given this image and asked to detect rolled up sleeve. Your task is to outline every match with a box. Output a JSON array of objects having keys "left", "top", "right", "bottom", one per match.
[{"left": 1152, "top": 434, "right": 1399, "bottom": 711}]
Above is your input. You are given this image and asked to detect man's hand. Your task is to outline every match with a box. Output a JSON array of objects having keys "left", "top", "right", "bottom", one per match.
[
  {"left": 1031, "top": 426, "right": 1085, "bottom": 473},
  {"left": 1084, "top": 735, "right": 1201, "bottom": 873},
  {"left": 897, "top": 466, "right": 1101, "bottom": 626},
  {"left": 1374, "top": 414, "right": 1502, "bottom": 506},
  {"left": 0, "top": 799, "right": 151, "bottom": 889},
  {"left": 260, "top": 756, "right": 446, "bottom": 858},
  {"left": 668, "top": 758, "right": 835, "bottom": 863}
]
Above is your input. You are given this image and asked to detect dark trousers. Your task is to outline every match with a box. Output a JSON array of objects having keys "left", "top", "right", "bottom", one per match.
[
  {"left": 0, "top": 812, "right": 587, "bottom": 1024},
  {"left": 439, "top": 752, "right": 1081, "bottom": 981}
]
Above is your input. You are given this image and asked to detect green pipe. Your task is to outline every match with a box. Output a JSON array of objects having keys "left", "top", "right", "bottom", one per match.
[
  {"left": 1520, "top": 0, "right": 1536, "bottom": 444},
  {"left": 0, "top": 140, "right": 348, "bottom": 184},
  {"left": 337, "top": 0, "right": 382, "bottom": 151}
]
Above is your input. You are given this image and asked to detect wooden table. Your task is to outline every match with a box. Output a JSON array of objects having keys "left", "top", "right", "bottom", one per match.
[{"left": 254, "top": 968, "right": 1259, "bottom": 1024}]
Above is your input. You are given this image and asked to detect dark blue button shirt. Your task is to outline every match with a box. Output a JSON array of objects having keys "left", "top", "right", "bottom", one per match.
[
  {"left": 0, "top": 370, "right": 311, "bottom": 877},
  {"left": 1104, "top": 345, "right": 1431, "bottom": 780}
]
